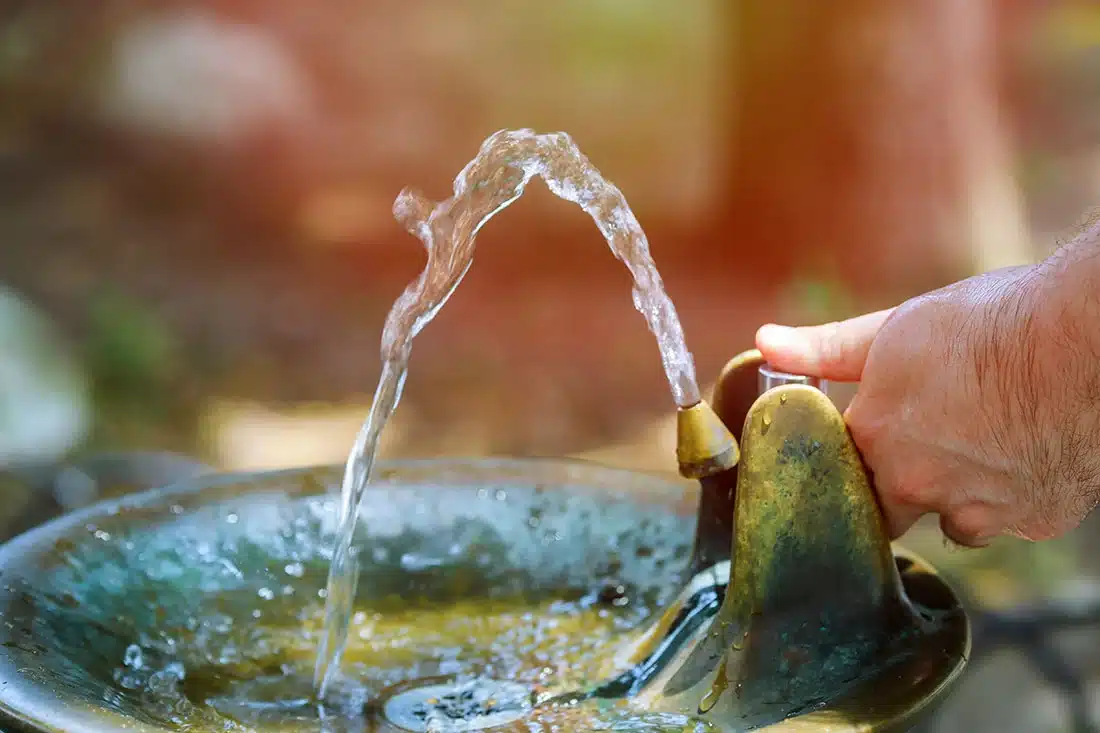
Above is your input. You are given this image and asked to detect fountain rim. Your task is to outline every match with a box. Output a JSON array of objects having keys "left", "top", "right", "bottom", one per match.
[{"left": 0, "top": 456, "right": 697, "bottom": 733}]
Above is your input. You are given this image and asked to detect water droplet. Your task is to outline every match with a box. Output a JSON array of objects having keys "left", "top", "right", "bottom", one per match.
[
  {"left": 494, "top": 490, "right": 507, "bottom": 501},
  {"left": 761, "top": 413, "right": 772, "bottom": 433},
  {"left": 257, "top": 587, "right": 275, "bottom": 601},
  {"left": 169, "top": 505, "right": 183, "bottom": 515},
  {"left": 226, "top": 513, "right": 239, "bottom": 524},
  {"left": 779, "top": 394, "right": 788, "bottom": 405},
  {"left": 123, "top": 644, "right": 144, "bottom": 670},
  {"left": 284, "top": 562, "right": 305, "bottom": 578},
  {"left": 93, "top": 530, "right": 111, "bottom": 541}
]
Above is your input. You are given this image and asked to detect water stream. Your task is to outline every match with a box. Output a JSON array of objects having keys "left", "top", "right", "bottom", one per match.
[{"left": 314, "top": 129, "right": 701, "bottom": 698}]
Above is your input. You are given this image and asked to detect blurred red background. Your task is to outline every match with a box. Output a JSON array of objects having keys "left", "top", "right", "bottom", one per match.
[{"left": 6, "top": 0, "right": 1099, "bottom": 469}]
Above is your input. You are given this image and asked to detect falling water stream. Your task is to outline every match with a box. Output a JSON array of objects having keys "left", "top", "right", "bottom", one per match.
[{"left": 314, "top": 129, "right": 701, "bottom": 698}]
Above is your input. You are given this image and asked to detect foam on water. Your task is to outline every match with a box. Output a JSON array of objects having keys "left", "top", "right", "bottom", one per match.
[{"left": 317, "top": 130, "right": 701, "bottom": 696}]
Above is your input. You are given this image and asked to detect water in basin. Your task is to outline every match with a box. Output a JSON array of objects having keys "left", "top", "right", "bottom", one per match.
[{"left": 0, "top": 460, "right": 713, "bottom": 732}]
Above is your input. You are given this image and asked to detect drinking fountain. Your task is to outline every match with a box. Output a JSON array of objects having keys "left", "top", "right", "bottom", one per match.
[
  {"left": 653, "top": 349, "right": 969, "bottom": 731},
  {"left": 0, "top": 349, "right": 969, "bottom": 732}
]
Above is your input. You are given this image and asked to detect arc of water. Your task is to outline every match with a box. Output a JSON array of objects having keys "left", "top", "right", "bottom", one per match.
[{"left": 315, "top": 129, "right": 700, "bottom": 698}]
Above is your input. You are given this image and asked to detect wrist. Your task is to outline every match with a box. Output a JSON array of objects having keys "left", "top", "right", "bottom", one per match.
[{"left": 1033, "top": 221, "right": 1100, "bottom": 355}]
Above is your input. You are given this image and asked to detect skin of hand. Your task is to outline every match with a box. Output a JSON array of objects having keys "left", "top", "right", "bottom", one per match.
[{"left": 755, "top": 247, "right": 1100, "bottom": 547}]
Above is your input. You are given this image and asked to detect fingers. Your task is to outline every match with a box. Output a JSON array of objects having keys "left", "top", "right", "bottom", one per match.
[{"left": 755, "top": 309, "right": 895, "bottom": 382}]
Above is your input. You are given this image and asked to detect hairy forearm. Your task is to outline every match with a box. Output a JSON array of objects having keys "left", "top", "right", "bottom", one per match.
[{"left": 1022, "top": 224, "right": 1100, "bottom": 529}]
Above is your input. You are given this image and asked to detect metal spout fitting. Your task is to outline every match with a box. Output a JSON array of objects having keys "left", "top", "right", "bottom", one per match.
[
  {"left": 676, "top": 400, "right": 738, "bottom": 479},
  {"left": 758, "top": 363, "right": 828, "bottom": 395}
]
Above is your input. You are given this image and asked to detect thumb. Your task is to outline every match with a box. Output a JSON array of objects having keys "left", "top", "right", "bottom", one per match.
[{"left": 755, "top": 309, "right": 894, "bottom": 382}]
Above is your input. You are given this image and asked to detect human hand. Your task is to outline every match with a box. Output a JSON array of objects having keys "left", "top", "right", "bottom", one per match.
[{"left": 756, "top": 264, "right": 1100, "bottom": 546}]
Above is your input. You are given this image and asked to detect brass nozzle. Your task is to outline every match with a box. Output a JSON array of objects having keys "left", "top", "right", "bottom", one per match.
[{"left": 675, "top": 400, "right": 738, "bottom": 479}]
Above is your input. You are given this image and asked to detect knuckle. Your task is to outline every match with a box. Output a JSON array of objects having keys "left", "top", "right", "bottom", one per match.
[{"left": 940, "top": 506, "right": 996, "bottom": 547}]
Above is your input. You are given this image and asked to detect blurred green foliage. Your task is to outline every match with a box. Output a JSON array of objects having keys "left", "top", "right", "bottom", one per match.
[
  {"left": 81, "top": 290, "right": 198, "bottom": 453},
  {"left": 85, "top": 290, "right": 177, "bottom": 401}
]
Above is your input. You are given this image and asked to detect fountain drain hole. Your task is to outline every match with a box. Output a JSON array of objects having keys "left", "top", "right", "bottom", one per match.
[{"left": 382, "top": 678, "right": 534, "bottom": 732}]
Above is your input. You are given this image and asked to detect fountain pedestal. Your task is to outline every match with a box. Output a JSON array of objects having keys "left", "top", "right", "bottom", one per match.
[{"left": 651, "top": 350, "right": 969, "bottom": 731}]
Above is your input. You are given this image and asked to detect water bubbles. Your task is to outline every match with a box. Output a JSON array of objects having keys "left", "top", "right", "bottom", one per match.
[
  {"left": 147, "top": 662, "right": 186, "bottom": 697},
  {"left": 226, "top": 513, "right": 239, "bottom": 524},
  {"left": 494, "top": 490, "right": 508, "bottom": 502},
  {"left": 284, "top": 562, "right": 305, "bottom": 578},
  {"left": 257, "top": 587, "right": 275, "bottom": 601},
  {"left": 400, "top": 553, "right": 445, "bottom": 571},
  {"left": 123, "top": 643, "right": 144, "bottom": 670}
]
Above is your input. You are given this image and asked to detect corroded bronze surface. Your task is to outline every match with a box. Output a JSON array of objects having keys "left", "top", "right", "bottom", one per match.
[{"left": 647, "top": 366, "right": 970, "bottom": 731}]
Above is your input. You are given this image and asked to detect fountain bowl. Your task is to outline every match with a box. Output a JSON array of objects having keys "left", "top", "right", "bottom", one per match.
[{"left": 0, "top": 458, "right": 704, "bottom": 733}]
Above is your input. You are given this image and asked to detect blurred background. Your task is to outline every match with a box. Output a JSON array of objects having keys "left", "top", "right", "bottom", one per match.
[{"left": 1, "top": 0, "right": 1099, "bottom": 729}]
